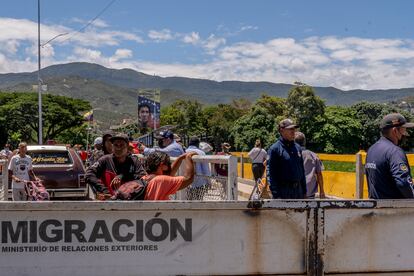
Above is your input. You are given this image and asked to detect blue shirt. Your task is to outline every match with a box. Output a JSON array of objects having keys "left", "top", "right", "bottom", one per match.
[
  {"left": 143, "top": 140, "right": 185, "bottom": 157},
  {"left": 266, "top": 137, "right": 306, "bottom": 199},
  {"left": 365, "top": 136, "right": 414, "bottom": 199}
]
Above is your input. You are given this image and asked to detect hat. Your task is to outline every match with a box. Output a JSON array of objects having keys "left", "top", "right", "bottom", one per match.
[
  {"left": 155, "top": 130, "right": 174, "bottom": 139},
  {"left": 222, "top": 142, "right": 231, "bottom": 149},
  {"left": 110, "top": 133, "right": 129, "bottom": 144},
  {"left": 279, "top": 119, "right": 298, "bottom": 129},
  {"left": 380, "top": 113, "right": 414, "bottom": 129},
  {"left": 94, "top": 137, "right": 103, "bottom": 145},
  {"left": 200, "top": 142, "right": 213, "bottom": 153}
]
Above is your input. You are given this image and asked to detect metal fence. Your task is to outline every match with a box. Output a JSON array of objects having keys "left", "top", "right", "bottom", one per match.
[{"left": 171, "top": 155, "right": 238, "bottom": 201}]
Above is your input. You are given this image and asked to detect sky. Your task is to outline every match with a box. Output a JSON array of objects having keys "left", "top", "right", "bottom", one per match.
[{"left": 1, "top": 0, "right": 414, "bottom": 90}]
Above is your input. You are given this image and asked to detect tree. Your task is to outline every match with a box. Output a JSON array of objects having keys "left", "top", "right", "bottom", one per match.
[
  {"left": 160, "top": 100, "right": 204, "bottom": 136},
  {"left": 313, "top": 106, "right": 363, "bottom": 153},
  {"left": 231, "top": 106, "right": 277, "bottom": 151},
  {"left": 286, "top": 86, "right": 325, "bottom": 145},
  {"left": 351, "top": 102, "right": 414, "bottom": 150},
  {"left": 0, "top": 92, "right": 91, "bottom": 144},
  {"left": 254, "top": 94, "right": 287, "bottom": 118}
]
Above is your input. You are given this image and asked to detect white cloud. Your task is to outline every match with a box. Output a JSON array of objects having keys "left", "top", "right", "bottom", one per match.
[
  {"left": 110, "top": 48, "right": 133, "bottom": 61},
  {"left": 71, "top": 17, "right": 109, "bottom": 28},
  {"left": 2, "top": 16, "right": 414, "bottom": 90},
  {"left": 148, "top": 29, "right": 174, "bottom": 42},
  {"left": 182, "top": 32, "right": 200, "bottom": 45},
  {"left": 202, "top": 34, "right": 226, "bottom": 53}
]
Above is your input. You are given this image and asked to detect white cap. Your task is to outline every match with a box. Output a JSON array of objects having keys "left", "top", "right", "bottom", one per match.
[
  {"left": 199, "top": 142, "right": 213, "bottom": 153},
  {"left": 94, "top": 137, "right": 103, "bottom": 145}
]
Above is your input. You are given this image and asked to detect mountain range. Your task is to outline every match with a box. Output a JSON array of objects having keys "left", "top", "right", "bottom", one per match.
[{"left": 1, "top": 62, "right": 413, "bottom": 128}]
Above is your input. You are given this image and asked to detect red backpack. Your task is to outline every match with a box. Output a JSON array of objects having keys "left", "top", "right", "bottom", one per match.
[{"left": 25, "top": 181, "right": 50, "bottom": 201}]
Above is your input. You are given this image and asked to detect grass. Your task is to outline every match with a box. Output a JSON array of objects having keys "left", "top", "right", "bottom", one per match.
[
  {"left": 322, "top": 161, "right": 355, "bottom": 172},
  {"left": 322, "top": 161, "right": 414, "bottom": 173}
]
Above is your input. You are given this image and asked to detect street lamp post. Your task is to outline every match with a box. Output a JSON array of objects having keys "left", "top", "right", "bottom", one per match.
[{"left": 37, "top": 0, "right": 43, "bottom": 144}]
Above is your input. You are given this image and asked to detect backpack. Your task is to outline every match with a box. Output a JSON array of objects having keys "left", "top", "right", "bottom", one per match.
[
  {"left": 25, "top": 181, "right": 50, "bottom": 201},
  {"left": 110, "top": 179, "right": 148, "bottom": 200}
]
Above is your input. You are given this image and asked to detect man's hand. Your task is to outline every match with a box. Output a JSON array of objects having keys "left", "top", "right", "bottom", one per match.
[
  {"left": 186, "top": 152, "right": 198, "bottom": 158},
  {"left": 96, "top": 193, "right": 112, "bottom": 201},
  {"left": 319, "top": 192, "right": 326, "bottom": 199},
  {"left": 110, "top": 176, "right": 122, "bottom": 190}
]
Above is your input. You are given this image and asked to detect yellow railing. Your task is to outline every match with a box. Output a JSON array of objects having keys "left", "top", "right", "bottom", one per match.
[{"left": 234, "top": 151, "right": 413, "bottom": 199}]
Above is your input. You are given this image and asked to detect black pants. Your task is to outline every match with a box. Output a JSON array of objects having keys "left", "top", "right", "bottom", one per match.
[{"left": 252, "top": 163, "right": 265, "bottom": 181}]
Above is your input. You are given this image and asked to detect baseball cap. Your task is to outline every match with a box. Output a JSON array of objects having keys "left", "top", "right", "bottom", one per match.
[
  {"left": 380, "top": 113, "right": 414, "bottom": 129},
  {"left": 200, "top": 142, "right": 213, "bottom": 153},
  {"left": 222, "top": 142, "right": 231, "bottom": 149},
  {"left": 279, "top": 119, "right": 299, "bottom": 129},
  {"left": 94, "top": 137, "right": 103, "bottom": 145},
  {"left": 155, "top": 130, "right": 174, "bottom": 139},
  {"left": 110, "top": 133, "right": 129, "bottom": 144}
]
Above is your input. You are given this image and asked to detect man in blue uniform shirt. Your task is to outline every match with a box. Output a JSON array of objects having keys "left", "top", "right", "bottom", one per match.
[
  {"left": 267, "top": 119, "right": 307, "bottom": 199},
  {"left": 365, "top": 113, "right": 414, "bottom": 199}
]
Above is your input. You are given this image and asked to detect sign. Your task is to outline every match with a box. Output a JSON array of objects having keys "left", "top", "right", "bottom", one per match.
[
  {"left": 0, "top": 202, "right": 306, "bottom": 275},
  {"left": 138, "top": 89, "right": 161, "bottom": 131}
]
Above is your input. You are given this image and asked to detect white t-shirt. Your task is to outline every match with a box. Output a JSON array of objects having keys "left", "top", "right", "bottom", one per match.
[{"left": 8, "top": 155, "right": 33, "bottom": 189}]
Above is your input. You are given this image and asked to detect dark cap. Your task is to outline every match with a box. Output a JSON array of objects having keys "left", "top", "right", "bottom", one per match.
[
  {"left": 222, "top": 142, "right": 231, "bottom": 149},
  {"left": 380, "top": 113, "right": 414, "bottom": 130},
  {"left": 279, "top": 119, "right": 298, "bottom": 129},
  {"left": 155, "top": 130, "right": 174, "bottom": 139},
  {"left": 110, "top": 133, "right": 129, "bottom": 144},
  {"left": 189, "top": 136, "right": 200, "bottom": 146}
]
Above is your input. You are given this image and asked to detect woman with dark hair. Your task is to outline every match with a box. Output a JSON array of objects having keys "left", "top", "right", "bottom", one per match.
[{"left": 248, "top": 139, "right": 267, "bottom": 181}]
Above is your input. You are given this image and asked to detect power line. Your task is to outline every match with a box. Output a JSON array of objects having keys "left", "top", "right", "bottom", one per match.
[{"left": 42, "top": 0, "right": 117, "bottom": 47}]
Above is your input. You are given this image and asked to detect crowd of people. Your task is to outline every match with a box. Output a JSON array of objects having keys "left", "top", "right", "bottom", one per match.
[{"left": 1, "top": 112, "right": 413, "bottom": 201}]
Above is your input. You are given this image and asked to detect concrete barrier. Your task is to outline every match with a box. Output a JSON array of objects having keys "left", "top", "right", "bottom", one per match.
[{"left": 2, "top": 200, "right": 414, "bottom": 275}]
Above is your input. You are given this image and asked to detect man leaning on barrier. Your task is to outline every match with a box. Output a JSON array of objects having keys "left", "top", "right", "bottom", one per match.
[
  {"left": 266, "top": 119, "right": 307, "bottom": 199},
  {"left": 365, "top": 113, "right": 414, "bottom": 199},
  {"left": 85, "top": 133, "right": 147, "bottom": 200}
]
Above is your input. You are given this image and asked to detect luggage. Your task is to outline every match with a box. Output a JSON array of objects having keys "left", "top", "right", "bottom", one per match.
[
  {"left": 25, "top": 180, "right": 50, "bottom": 201},
  {"left": 110, "top": 179, "right": 148, "bottom": 200}
]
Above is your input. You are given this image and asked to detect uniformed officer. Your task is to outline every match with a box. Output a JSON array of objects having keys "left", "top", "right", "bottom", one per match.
[
  {"left": 266, "top": 119, "right": 306, "bottom": 199},
  {"left": 365, "top": 113, "right": 414, "bottom": 199}
]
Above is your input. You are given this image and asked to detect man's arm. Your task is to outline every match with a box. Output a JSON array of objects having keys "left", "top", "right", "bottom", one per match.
[
  {"left": 170, "top": 154, "right": 187, "bottom": 176},
  {"left": 178, "top": 153, "right": 197, "bottom": 190},
  {"left": 315, "top": 157, "right": 325, "bottom": 198},
  {"left": 85, "top": 159, "right": 108, "bottom": 194},
  {"left": 28, "top": 170, "right": 39, "bottom": 181},
  {"left": 390, "top": 150, "right": 414, "bottom": 198},
  {"left": 266, "top": 147, "right": 278, "bottom": 198},
  {"left": 316, "top": 172, "right": 325, "bottom": 198}
]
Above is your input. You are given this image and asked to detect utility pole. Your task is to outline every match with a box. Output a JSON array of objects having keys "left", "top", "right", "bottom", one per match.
[{"left": 37, "top": 0, "right": 43, "bottom": 144}]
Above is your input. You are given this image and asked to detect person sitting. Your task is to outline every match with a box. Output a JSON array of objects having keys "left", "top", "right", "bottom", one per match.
[
  {"left": 143, "top": 151, "right": 197, "bottom": 200},
  {"left": 85, "top": 133, "right": 147, "bottom": 200}
]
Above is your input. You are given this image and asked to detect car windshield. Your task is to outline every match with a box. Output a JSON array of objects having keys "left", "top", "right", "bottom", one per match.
[{"left": 29, "top": 151, "right": 73, "bottom": 165}]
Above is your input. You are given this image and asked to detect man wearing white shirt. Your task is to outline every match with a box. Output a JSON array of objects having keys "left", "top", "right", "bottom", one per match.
[{"left": 8, "top": 142, "right": 39, "bottom": 201}]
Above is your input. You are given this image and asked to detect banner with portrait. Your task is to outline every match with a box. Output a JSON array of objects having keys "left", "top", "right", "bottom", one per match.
[{"left": 138, "top": 89, "right": 160, "bottom": 131}]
